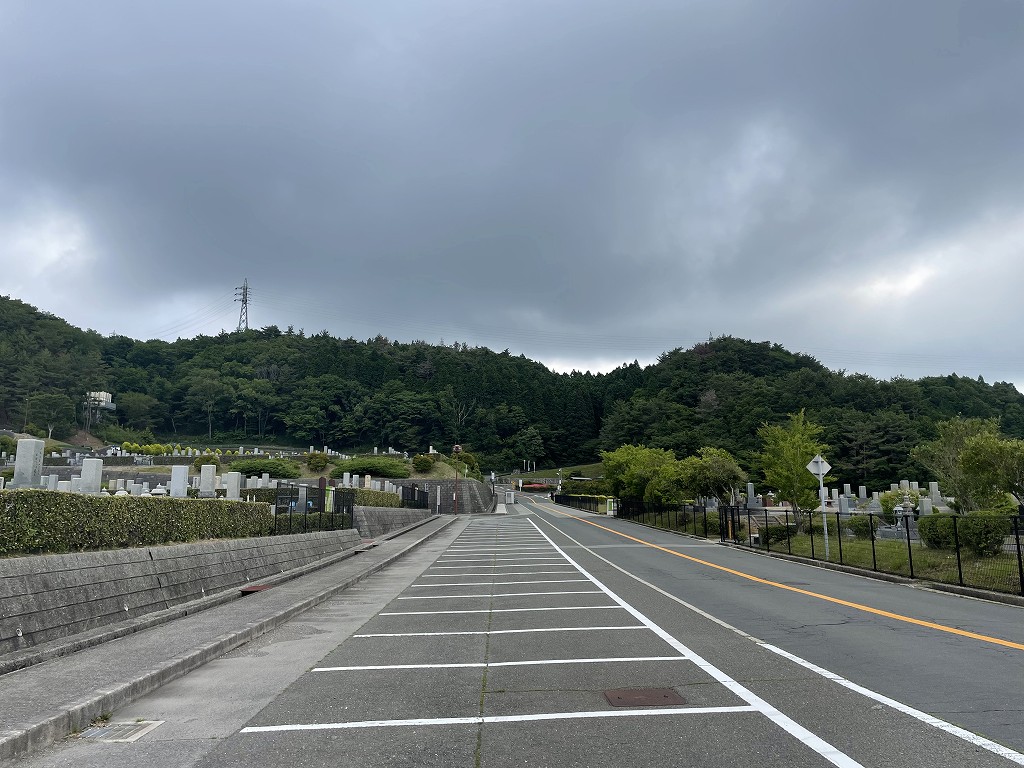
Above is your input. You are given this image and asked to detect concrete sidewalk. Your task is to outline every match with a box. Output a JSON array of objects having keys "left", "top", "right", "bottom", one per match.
[{"left": 0, "top": 516, "right": 457, "bottom": 761}]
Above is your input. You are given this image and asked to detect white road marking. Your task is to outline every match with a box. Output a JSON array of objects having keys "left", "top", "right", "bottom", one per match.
[
  {"left": 396, "top": 591, "right": 603, "bottom": 600},
  {"left": 762, "top": 643, "right": 1024, "bottom": 766},
  {"left": 240, "top": 705, "right": 758, "bottom": 733},
  {"left": 526, "top": 519, "right": 864, "bottom": 768},
  {"left": 380, "top": 606, "right": 621, "bottom": 616},
  {"left": 410, "top": 579, "right": 588, "bottom": 587},
  {"left": 313, "top": 656, "right": 687, "bottom": 672},
  {"left": 532, "top": 512, "right": 1024, "bottom": 767},
  {"left": 417, "top": 571, "right": 578, "bottom": 577},
  {"left": 353, "top": 625, "right": 645, "bottom": 638}
]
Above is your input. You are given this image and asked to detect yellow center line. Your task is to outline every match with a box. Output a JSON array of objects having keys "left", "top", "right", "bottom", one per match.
[{"left": 535, "top": 503, "right": 1024, "bottom": 652}]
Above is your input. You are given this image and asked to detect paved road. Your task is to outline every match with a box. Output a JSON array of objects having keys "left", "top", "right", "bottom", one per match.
[{"left": 16, "top": 499, "right": 1024, "bottom": 767}]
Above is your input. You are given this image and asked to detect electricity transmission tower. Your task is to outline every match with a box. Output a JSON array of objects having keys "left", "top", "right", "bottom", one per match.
[{"left": 235, "top": 278, "right": 250, "bottom": 331}]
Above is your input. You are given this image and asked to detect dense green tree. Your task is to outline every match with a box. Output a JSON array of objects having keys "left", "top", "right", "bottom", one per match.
[
  {"left": 757, "top": 410, "right": 830, "bottom": 515},
  {"left": 911, "top": 417, "right": 1000, "bottom": 512},
  {"left": 26, "top": 392, "right": 77, "bottom": 439}
]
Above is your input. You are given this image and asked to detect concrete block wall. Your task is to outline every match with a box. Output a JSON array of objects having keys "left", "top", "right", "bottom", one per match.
[
  {"left": 0, "top": 529, "right": 361, "bottom": 655},
  {"left": 354, "top": 506, "right": 435, "bottom": 538}
]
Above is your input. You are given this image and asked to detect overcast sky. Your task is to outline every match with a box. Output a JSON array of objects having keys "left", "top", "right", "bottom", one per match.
[{"left": 3, "top": 1, "right": 1023, "bottom": 388}]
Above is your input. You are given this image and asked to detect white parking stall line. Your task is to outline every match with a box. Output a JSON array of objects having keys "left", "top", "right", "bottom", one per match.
[
  {"left": 526, "top": 520, "right": 864, "bottom": 768},
  {"left": 410, "top": 579, "right": 590, "bottom": 587},
  {"left": 426, "top": 564, "right": 576, "bottom": 570},
  {"left": 312, "top": 656, "right": 688, "bottom": 672},
  {"left": 396, "top": 591, "right": 604, "bottom": 600},
  {"left": 240, "top": 706, "right": 759, "bottom": 733},
  {"left": 434, "top": 561, "right": 569, "bottom": 565},
  {"left": 379, "top": 606, "right": 625, "bottom": 616},
  {"left": 417, "top": 571, "right": 581, "bottom": 578},
  {"left": 353, "top": 626, "right": 646, "bottom": 638}
]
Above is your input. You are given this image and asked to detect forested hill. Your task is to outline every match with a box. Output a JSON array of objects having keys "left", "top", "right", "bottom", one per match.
[{"left": 3, "top": 294, "right": 1024, "bottom": 488}]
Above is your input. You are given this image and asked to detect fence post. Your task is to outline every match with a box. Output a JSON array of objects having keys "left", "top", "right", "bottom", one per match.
[
  {"left": 809, "top": 514, "right": 816, "bottom": 560},
  {"left": 1014, "top": 516, "right": 1024, "bottom": 597},
  {"left": 870, "top": 513, "right": 877, "bottom": 571},
  {"left": 764, "top": 510, "right": 770, "bottom": 552},
  {"left": 905, "top": 514, "right": 914, "bottom": 579},
  {"left": 952, "top": 515, "right": 964, "bottom": 586},
  {"left": 835, "top": 512, "right": 843, "bottom": 564},
  {"left": 785, "top": 509, "right": 792, "bottom": 554}
]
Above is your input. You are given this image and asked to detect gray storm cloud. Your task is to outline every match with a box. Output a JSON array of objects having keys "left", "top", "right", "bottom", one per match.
[{"left": 1, "top": 0, "right": 1022, "bottom": 383}]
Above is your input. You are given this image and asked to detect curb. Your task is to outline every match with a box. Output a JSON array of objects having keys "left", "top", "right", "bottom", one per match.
[{"left": 0, "top": 515, "right": 459, "bottom": 761}]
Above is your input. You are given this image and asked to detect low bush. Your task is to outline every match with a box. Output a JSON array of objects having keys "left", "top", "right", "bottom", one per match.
[
  {"left": 762, "top": 524, "right": 792, "bottom": 545},
  {"left": 354, "top": 488, "right": 403, "bottom": 508},
  {"left": 844, "top": 515, "right": 877, "bottom": 539},
  {"left": 918, "top": 514, "right": 956, "bottom": 550},
  {"left": 306, "top": 452, "right": 330, "bottom": 472},
  {"left": 228, "top": 458, "right": 302, "bottom": 478},
  {"left": 0, "top": 489, "right": 272, "bottom": 555},
  {"left": 192, "top": 454, "right": 221, "bottom": 472},
  {"left": 412, "top": 454, "right": 435, "bottom": 472},
  {"left": 330, "top": 457, "right": 410, "bottom": 479},
  {"left": 959, "top": 511, "right": 1012, "bottom": 557}
]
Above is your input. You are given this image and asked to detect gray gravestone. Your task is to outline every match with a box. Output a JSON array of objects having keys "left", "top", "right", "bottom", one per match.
[
  {"left": 226, "top": 471, "right": 241, "bottom": 500},
  {"left": 46, "top": 474, "right": 58, "bottom": 491},
  {"left": 199, "top": 464, "right": 217, "bottom": 498},
  {"left": 70, "top": 477, "right": 82, "bottom": 492},
  {"left": 929, "top": 482, "right": 942, "bottom": 503},
  {"left": 80, "top": 458, "right": 103, "bottom": 494},
  {"left": 858, "top": 486, "right": 867, "bottom": 500},
  {"left": 11, "top": 438, "right": 45, "bottom": 489},
  {"left": 170, "top": 465, "right": 188, "bottom": 498},
  {"left": 57, "top": 480, "right": 71, "bottom": 492}
]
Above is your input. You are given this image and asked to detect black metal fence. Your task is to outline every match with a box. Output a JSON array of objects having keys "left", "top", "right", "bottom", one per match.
[
  {"left": 273, "top": 484, "right": 354, "bottom": 535},
  {"left": 399, "top": 484, "right": 429, "bottom": 509},
  {"left": 553, "top": 495, "right": 717, "bottom": 538},
  {"left": 721, "top": 507, "right": 1024, "bottom": 597}
]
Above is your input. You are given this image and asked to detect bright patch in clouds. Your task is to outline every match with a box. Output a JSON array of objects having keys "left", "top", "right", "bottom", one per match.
[{"left": 858, "top": 263, "right": 938, "bottom": 303}]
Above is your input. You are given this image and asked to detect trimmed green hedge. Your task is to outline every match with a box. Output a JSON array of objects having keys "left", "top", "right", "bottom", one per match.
[
  {"left": 228, "top": 458, "right": 302, "bottom": 478},
  {"left": 330, "top": 457, "right": 410, "bottom": 479},
  {"left": 355, "top": 489, "right": 403, "bottom": 508},
  {"left": 0, "top": 489, "right": 272, "bottom": 556}
]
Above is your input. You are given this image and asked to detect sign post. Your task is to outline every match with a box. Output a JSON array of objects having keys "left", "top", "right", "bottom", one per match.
[{"left": 806, "top": 454, "right": 831, "bottom": 560}]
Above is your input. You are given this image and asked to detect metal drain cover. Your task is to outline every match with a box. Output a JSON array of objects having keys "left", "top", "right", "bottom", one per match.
[
  {"left": 604, "top": 688, "right": 686, "bottom": 707},
  {"left": 79, "top": 721, "right": 163, "bottom": 743}
]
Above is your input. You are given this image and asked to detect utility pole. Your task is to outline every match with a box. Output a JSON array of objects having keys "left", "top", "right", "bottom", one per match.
[{"left": 235, "top": 278, "right": 250, "bottom": 332}]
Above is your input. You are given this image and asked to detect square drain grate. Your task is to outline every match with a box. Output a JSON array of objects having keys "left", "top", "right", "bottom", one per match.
[
  {"left": 604, "top": 688, "right": 686, "bottom": 707},
  {"left": 79, "top": 720, "right": 164, "bottom": 743}
]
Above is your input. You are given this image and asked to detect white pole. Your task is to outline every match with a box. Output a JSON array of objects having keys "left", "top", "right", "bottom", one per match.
[{"left": 820, "top": 471, "right": 830, "bottom": 560}]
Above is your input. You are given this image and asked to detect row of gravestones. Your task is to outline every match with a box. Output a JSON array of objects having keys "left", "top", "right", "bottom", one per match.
[
  {"left": 3, "top": 438, "right": 404, "bottom": 499},
  {"left": 743, "top": 480, "right": 950, "bottom": 515}
]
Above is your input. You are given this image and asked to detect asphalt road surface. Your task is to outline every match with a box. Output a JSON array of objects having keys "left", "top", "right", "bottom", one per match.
[{"left": 17, "top": 497, "right": 1024, "bottom": 767}]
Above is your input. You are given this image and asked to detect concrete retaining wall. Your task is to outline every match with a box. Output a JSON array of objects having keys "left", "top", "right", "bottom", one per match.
[
  {"left": 354, "top": 506, "right": 436, "bottom": 538},
  {"left": 0, "top": 529, "right": 361, "bottom": 655}
]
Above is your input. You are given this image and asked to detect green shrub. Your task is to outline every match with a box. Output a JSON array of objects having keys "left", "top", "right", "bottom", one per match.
[
  {"left": 844, "top": 515, "right": 877, "bottom": 539},
  {"left": 918, "top": 514, "right": 956, "bottom": 550},
  {"left": 193, "top": 454, "right": 221, "bottom": 472},
  {"left": 762, "top": 524, "right": 792, "bottom": 545},
  {"left": 959, "top": 511, "right": 1012, "bottom": 557},
  {"left": 353, "top": 488, "right": 403, "bottom": 508},
  {"left": 331, "top": 457, "right": 410, "bottom": 479},
  {"left": 0, "top": 489, "right": 272, "bottom": 556},
  {"left": 228, "top": 458, "right": 302, "bottom": 478},
  {"left": 306, "top": 452, "right": 330, "bottom": 472},
  {"left": 412, "top": 454, "right": 435, "bottom": 472}
]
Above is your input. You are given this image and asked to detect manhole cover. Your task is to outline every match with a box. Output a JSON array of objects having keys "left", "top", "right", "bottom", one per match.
[
  {"left": 79, "top": 721, "right": 163, "bottom": 743},
  {"left": 604, "top": 688, "right": 686, "bottom": 707}
]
